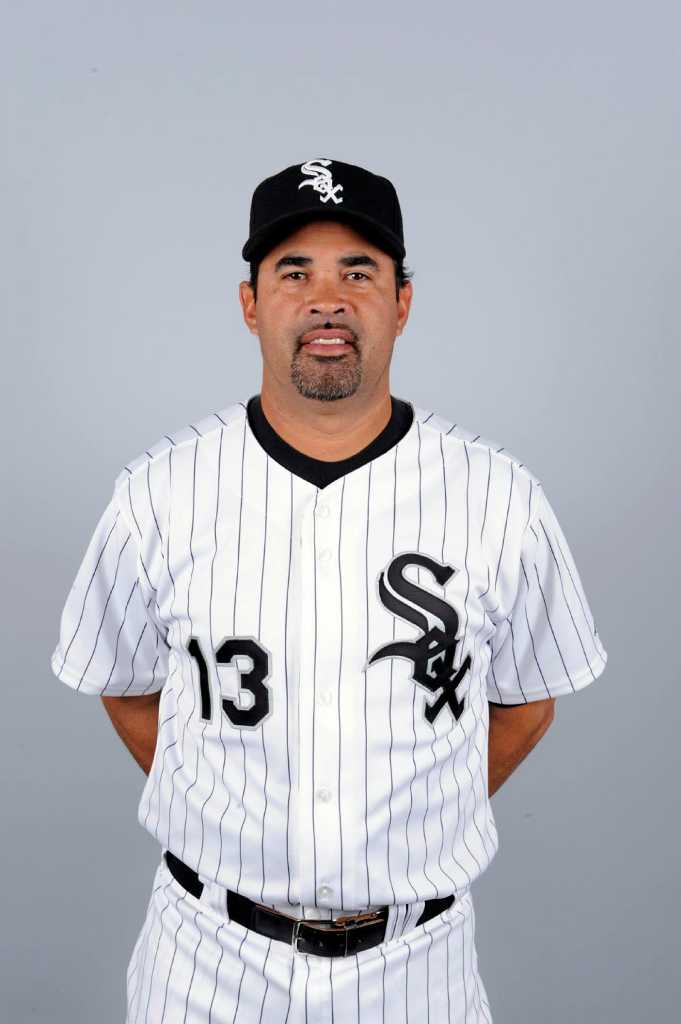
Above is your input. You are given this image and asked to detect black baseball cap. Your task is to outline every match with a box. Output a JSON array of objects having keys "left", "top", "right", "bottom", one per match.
[{"left": 242, "top": 158, "right": 406, "bottom": 264}]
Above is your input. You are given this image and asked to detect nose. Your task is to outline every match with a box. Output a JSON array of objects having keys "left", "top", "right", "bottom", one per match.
[
  {"left": 306, "top": 274, "right": 349, "bottom": 318},
  {"left": 308, "top": 302, "right": 346, "bottom": 317}
]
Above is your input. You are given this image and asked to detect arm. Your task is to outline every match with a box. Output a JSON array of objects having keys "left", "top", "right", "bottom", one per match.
[
  {"left": 100, "top": 691, "right": 162, "bottom": 775},
  {"left": 487, "top": 697, "right": 555, "bottom": 797}
]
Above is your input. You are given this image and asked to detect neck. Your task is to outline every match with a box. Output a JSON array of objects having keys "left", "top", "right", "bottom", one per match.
[{"left": 258, "top": 380, "right": 393, "bottom": 462}]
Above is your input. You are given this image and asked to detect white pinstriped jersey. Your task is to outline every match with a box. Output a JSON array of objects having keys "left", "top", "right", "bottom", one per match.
[{"left": 50, "top": 397, "right": 608, "bottom": 913}]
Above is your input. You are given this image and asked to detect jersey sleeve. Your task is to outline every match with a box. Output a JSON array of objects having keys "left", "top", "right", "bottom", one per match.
[
  {"left": 486, "top": 484, "right": 608, "bottom": 705},
  {"left": 50, "top": 483, "right": 171, "bottom": 697}
]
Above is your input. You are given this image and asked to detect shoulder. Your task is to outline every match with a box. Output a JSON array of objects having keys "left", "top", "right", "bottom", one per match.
[
  {"left": 412, "top": 401, "right": 543, "bottom": 491},
  {"left": 112, "top": 399, "right": 248, "bottom": 496}
]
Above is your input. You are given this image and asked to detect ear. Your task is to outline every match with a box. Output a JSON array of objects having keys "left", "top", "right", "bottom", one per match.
[
  {"left": 395, "top": 280, "right": 413, "bottom": 337},
  {"left": 239, "top": 281, "right": 258, "bottom": 335}
]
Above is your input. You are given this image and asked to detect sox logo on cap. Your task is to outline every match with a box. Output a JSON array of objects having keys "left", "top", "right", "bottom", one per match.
[{"left": 298, "top": 158, "right": 344, "bottom": 204}]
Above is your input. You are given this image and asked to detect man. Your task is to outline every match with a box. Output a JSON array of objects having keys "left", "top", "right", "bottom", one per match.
[{"left": 50, "top": 157, "right": 608, "bottom": 1023}]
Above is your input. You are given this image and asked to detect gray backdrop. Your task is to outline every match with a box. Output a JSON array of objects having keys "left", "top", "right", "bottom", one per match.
[{"left": 3, "top": 2, "right": 679, "bottom": 1021}]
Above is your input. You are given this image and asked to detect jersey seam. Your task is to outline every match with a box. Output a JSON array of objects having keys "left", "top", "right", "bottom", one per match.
[
  {"left": 418, "top": 414, "right": 540, "bottom": 484},
  {"left": 117, "top": 405, "right": 246, "bottom": 487}
]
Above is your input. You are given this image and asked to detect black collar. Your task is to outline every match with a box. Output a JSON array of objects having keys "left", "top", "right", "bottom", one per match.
[{"left": 246, "top": 394, "right": 415, "bottom": 489}]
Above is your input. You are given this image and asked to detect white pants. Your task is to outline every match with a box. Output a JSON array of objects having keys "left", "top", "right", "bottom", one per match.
[{"left": 125, "top": 855, "right": 493, "bottom": 1023}]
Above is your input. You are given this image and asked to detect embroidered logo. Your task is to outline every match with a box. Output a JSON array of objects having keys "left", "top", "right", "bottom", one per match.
[
  {"left": 366, "top": 552, "right": 472, "bottom": 726},
  {"left": 298, "top": 159, "right": 344, "bottom": 205}
]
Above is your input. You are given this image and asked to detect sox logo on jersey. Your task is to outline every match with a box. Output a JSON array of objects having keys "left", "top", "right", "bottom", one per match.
[{"left": 368, "top": 552, "right": 471, "bottom": 726}]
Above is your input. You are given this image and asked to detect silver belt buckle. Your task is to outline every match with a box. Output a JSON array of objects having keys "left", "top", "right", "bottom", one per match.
[{"left": 291, "top": 917, "right": 314, "bottom": 955}]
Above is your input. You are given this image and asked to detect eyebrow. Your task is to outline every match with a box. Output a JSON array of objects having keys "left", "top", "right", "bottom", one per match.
[{"left": 272, "top": 253, "right": 381, "bottom": 274}]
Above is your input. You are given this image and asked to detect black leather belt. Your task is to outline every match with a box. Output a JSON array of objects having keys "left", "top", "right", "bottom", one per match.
[{"left": 164, "top": 851, "right": 455, "bottom": 957}]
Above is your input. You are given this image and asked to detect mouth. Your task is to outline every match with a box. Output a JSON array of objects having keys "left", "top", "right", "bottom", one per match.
[{"left": 300, "top": 328, "right": 356, "bottom": 355}]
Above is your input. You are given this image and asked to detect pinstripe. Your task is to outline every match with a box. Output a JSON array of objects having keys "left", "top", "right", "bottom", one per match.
[
  {"left": 196, "top": 429, "right": 223, "bottom": 875},
  {"left": 445, "top": 911, "right": 452, "bottom": 1023},
  {"left": 284, "top": 473, "right": 294, "bottom": 904},
  {"left": 257, "top": 455, "right": 271, "bottom": 901},
  {"left": 385, "top": 448, "right": 398, "bottom": 903},
  {"left": 57, "top": 509, "right": 120, "bottom": 677},
  {"left": 337, "top": 476, "right": 346, "bottom": 908},
  {"left": 425, "top": 927, "right": 433, "bottom": 1024},
  {"left": 141, "top": 711, "right": 177, "bottom": 830},
  {"left": 139, "top": 614, "right": 163, "bottom": 694},
  {"left": 129, "top": 897, "right": 162, "bottom": 1024},
  {"left": 257, "top": 938, "right": 273, "bottom": 1023},
  {"left": 415, "top": 424, "right": 440, "bottom": 897},
  {"left": 330, "top": 955, "right": 336, "bottom": 1024},
  {"left": 113, "top": 602, "right": 148, "bottom": 695},
  {"left": 460, "top": 905, "right": 468, "bottom": 1023},
  {"left": 234, "top": 419, "right": 248, "bottom": 892},
  {"left": 178, "top": 441, "right": 200, "bottom": 862},
  {"left": 98, "top": 579, "right": 144, "bottom": 693},
  {"left": 180, "top": 908, "right": 203, "bottom": 1024},
  {"left": 406, "top": 421, "right": 427, "bottom": 899},
  {"left": 469, "top": 903, "right": 493, "bottom": 1023},
  {"left": 537, "top": 511, "right": 602, "bottom": 675},
  {"left": 363, "top": 463, "right": 372, "bottom": 904},
  {"left": 442, "top": 437, "right": 481, "bottom": 879},
  {"left": 123, "top": 476, "right": 159, "bottom": 598},
  {"left": 158, "top": 890, "right": 188, "bottom": 1023},
  {"left": 378, "top": 945, "right": 387, "bottom": 1023},
  {"left": 231, "top": 930, "right": 250, "bottom": 1022},
  {"left": 533, "top": 565, "right": 576, "bottom": 684},
  {"left": 126, "top": 881, "right": 163, "bottom": 1021},
  {"left": 145, "top": 454, "right": 165, "bottom": 548},
  {"left": 480, "top": 448, "right": 491, "bottom": 544},
  {"left": 508, "top": 614, "right": 534, "bottom": 701},
  {"left": 141, "top": 884, "right": 172, "bottom": 1023},
  {"left": 553, "top": 528, "right": 602, "bottom": 660},
  {"left": 493, "top": 461, "right": 514, "bottom": 590},
  {"left": 284, "top": 952, "right": 294, "bottom": 1024},
  {"left": 304, "top": 954, "right": 310, "bottom": 1022},
  {"left": 311, "top": 488, "right": 320, "bottom": 901},
  {"left": 404, "top": 935, "right": 411, "bottom": 1021},
  {"left": 439, "top": 433, "right": 471, "bottom": 890},
  {"left": 155, "top": 446, "right": 182, "bottom": 844},
  {"left": 460, "top": 441, "right": 493, "bottom": 865},
  {"left": 206, "top": 922, "right": 225, "bottom": 1024},
  {"left": 164, "top": 444, "right": 177, "bottom": 633},
  {"left": 76, "top": 531, "right": 132, "bottom": 689},
  {"left": 217, "top": 421, "right": 247, "bottom": 871}
]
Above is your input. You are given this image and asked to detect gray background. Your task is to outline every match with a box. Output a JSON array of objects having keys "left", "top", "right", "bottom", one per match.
[{"left": 2, "top": 2, "right": 679, "bottom": 1020}]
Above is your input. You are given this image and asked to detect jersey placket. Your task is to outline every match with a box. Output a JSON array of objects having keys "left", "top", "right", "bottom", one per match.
[{"left": 295, "top": 484, "right": 347, "bottom": 911}]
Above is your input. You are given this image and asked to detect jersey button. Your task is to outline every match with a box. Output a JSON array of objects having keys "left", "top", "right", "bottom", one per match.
[
  {"left": 318, "top": 547, "right": 332, "bottom": 563},
  {"left": 315, "top": 787, "right": 332, "bottom": 803},
  {"left": 316, "top": 503, "right": 330, "bottom": 518},
  {"left": 318, "top": 689, "right": 333, "bottom": 706},
  {"left": 317, "top": 885, "right": 334, "bottom": 901}
]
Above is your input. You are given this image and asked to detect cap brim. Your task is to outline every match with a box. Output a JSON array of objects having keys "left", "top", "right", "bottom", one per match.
[{"left": 242, "top": 207, "right": 405, "bottom": 263}]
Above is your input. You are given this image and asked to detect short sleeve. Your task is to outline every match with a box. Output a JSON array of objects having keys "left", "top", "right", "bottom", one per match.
[
  {"left": 50, "top": 484, "right": 171, "bottom": 696},
  {"left": 486, "top": 485, "right": 608, "bottom": 705}
]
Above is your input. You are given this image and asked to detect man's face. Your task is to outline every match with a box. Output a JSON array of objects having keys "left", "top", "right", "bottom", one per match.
[{"left": 239, "top": 220, "right": 413, "bottom": 402}]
